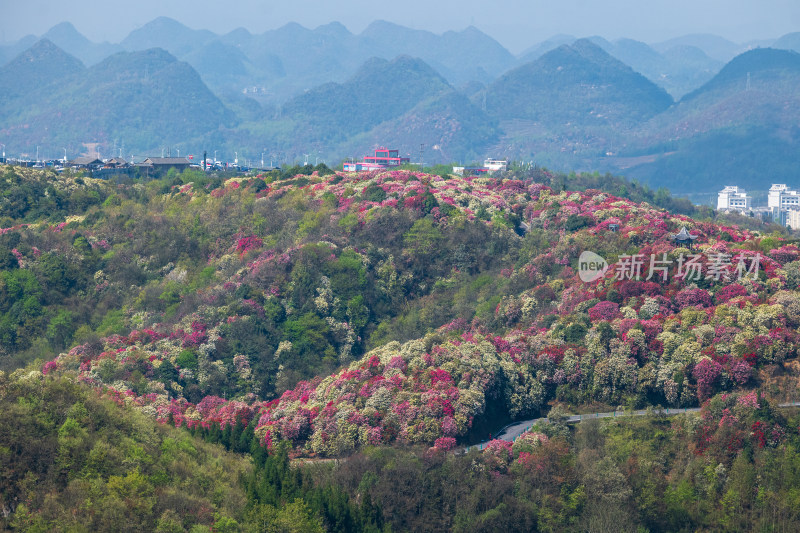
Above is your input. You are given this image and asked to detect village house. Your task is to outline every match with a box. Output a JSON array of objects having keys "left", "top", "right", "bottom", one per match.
[{"left": 139, "top": 157, "right": 191, "bottom": 177}]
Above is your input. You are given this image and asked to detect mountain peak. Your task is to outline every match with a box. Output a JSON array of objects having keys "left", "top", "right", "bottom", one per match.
[
  {"left": 360, "top": 19, "right": 422, "bottom": 40},
  {"left": 121, "top": 17, "right": 215, "bottom": 55},
  {"left": 0, "top": 39, "right": 84, "bottom": 95},
  {"left": 146, "top": 16, "right": 185, "bottom": 29},
  {"left": 486, "top": 39, "right": 672, "bottom": 124},
  {"left": 22, "top": 37, "right": 62, "bottom": 55},
  {"left": 584, "top": 35, "right": 612, "bottom": 48},
  {"left": 363, "top": 19, "right": 402, "bottom": 31},
  {"left": 11, "top": 38, "right": 84, "bottom": 67},
  {"left": 315, "top": 21, "right": 351, "bottom": 37},
  {"left": 571, "top": 37, "right": 614, "bottom": 59},
  {"left": 350, "top": 54, "right": 447, "bottom": 84},
  {"left": 654, "top": 33, "right": 743, "bottom": 62},
  {"left": 42, "top": 22, "right": 91, "bottom": 45},
  {"left": 100, "top": 47, "right": 178, "bottom": 68},
  {"left": 275, "top": 22, "right": 308, "bottom": 33},
  {"left": 224, "top": 27, "right": 252, "bottom": 39}
]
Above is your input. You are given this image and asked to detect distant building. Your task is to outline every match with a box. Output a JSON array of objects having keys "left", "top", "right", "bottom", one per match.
[
  {"left": 749, "top": 207, "right": 774, "bottom": 223},
  {"left": 717, "top": 185, "right": 751, "bottom": 212},
  {"left": 68, "top": 156, "right": 103, "bottom": 170},
  {"left": 453, "top": 158, "right": 509, "bottom": 177},
  {"left": 140, "top": 157, "right": 191, "bottom": 177},
  {"left": 243, "top": 86, "right": 267, "bottom": 95},
  {"left": 104, "top": 157, "right": 129, "bottom": 168},
  {"left": 343, "top": 147, "right": 410, "bottom": 172},
  {"left": 768, "top": 184, "right": 800, "bottom": 225},
  {"left": 768, "top": 184, "right": 800, "bottom": 210},
  {"left": 342, "top": 162, "right": 387, "bottom": 172},
  {"left": 483, "top": 158, "right": 508, "bottom": 172},
  {"left": 90, "top": 157, "right": 136, "bottom": 179}
]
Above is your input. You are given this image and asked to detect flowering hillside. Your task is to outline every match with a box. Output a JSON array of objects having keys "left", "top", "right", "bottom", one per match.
[
  {"left": 7, "top": 164, "right": 800, "bottom": 531},
  {"left": 6, "top": 165, "right": 792, "bottom": 458}
]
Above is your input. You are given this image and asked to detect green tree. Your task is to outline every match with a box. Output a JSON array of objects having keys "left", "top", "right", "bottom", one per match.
[
  {"left": 47, "top": 309, "right": 75, "bottom": 349},
  {"left": 403, "top": 218, "right": 442, "bottom": 257}
]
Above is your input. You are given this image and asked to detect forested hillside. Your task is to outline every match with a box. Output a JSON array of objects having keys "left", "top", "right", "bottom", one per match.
[
  {"left": 484, "top": 39, "right": 674, "bottom": 126},
  {"left": 4, "top": 164, "right": 800, "bottom": 530}
]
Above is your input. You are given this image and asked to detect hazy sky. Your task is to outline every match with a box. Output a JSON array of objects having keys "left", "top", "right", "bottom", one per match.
[{"left": 2, "top": 0, "right": 798, "bottom": 53}]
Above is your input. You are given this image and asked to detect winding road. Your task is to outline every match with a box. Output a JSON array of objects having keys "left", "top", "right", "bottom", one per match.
[{"left": 464, "top": 401, "right": 800, "bottom": 452}]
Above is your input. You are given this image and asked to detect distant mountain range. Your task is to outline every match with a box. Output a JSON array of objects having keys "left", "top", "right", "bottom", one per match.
[
  {"left": 1, "top": 18, "right": 800, "bottom": 193},
  {"left": 4, "top": 18, "right": 796, "bottom": 102}
]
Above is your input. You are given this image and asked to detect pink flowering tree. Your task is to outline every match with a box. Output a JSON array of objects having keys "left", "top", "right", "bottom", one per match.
[
  {"left": 693, "top": 358, "right": 723, "bottom": 400},
  {"left": 433, "top": 437, "right": 457, "bottom": 451},
  {"left": 728, "top": 359, "right": 752, "bottom": 385},
  {"left": 482, "top": 439, "right": 514, "bottom": 472},
  {"left": 675, "top": 288, "right": 712, "bottom": 309},
  {"left": 588, "top": 301, "right": 620, "bottom": 322}
]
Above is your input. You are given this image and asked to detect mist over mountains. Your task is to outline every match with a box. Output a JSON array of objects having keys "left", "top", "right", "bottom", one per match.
[{"left": 1, "top": 17, "right": 800, "bottom": 193}]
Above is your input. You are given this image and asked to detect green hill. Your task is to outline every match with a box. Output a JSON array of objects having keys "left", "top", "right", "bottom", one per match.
[
  {"left": 279, "top": 55, "right": 453, "bottom": 144},
  {"left": 181, "top": 39, "right": 266, "bottom": 94},
  {"left": 0, "top": 35, "right": 38, "bottom": 68},
  {"left": 653, "top": 33, "right": 745, "bottom": 62},
  {"left": 484, "top": 39, "right": 673, "bottom": 127},
  {"left": 0, "top": 39, "right": 85, "bottom": 99},
  {"left": 622, "top": 48, "right": 800, "bottom": 192},
  {"left": 0, "top": 373, "right": 252, "bottom": 531},
  {"left": 659, "top": 44, "right": 723, "bottom": 97},
  {"left": 586, "top": 36, "right": 722, "bottom": 98},
  {"left": 682, "top": 47, "right": 800, "bottom": 101},
  {"left": 0, "top": 45, "right": 234, "bottom": 153}
]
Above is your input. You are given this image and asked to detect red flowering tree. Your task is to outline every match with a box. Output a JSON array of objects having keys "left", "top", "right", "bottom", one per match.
[
  {"left": 236, "top": 235, "right": 263, "bottom": 257},
  {"left": 715, "top": 284, "right": 748, "bottom": 304}
]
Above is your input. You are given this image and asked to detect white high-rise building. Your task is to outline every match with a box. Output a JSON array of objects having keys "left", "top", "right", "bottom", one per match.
[
  {"left": 768, "top": 184, "right": 800, "bottom": 210},
  {"left": 717, "top": 186, "right": 751, "bottom": 212},
  {"left": 768, "top": 184, "right": 800, "bottom": 225}
]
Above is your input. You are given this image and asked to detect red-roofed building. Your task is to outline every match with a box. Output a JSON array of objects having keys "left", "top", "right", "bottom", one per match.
[{"left": 343, "top": 147, "right": 410, "bottom": 172}]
